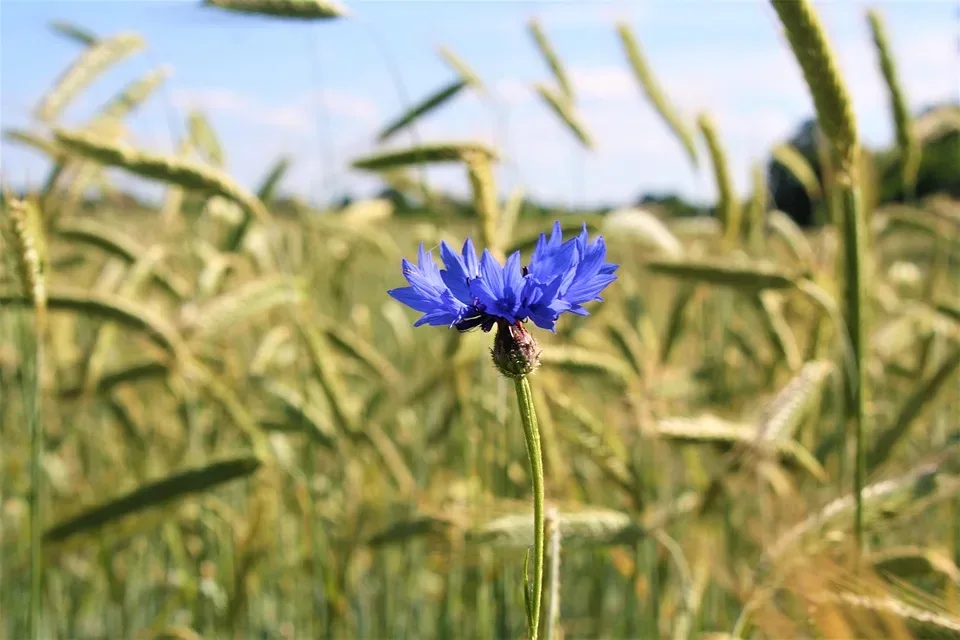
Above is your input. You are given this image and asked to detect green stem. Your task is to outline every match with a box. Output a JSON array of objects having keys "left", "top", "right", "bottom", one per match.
[
  {"left": 514, "top": 375, "right": 544, "bottom": 640},
  {"left": 27, "top": 329, "right": 44, "bottom": 639},
  {"left": 839, "top": 180, "right": 868, "bottom": 550}
]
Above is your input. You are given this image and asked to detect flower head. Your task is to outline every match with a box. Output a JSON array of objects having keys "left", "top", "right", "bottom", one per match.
[{"left": 387, "top": 221, "right": 618, "bottom": 333}]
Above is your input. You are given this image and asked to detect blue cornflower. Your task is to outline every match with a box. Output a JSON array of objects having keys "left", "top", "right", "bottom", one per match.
[
  {"left": 387, "top": 221, "right": 618, "bottom": 334},
  {"left": 387, "top": 243, "right": 469, "bottom": 327}
]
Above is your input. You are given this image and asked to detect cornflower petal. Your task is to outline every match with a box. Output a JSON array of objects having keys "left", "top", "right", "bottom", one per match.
[
  {"left": 439, "top": 240, "right": 472, "bottom": 304},
  {"left": 387, "top": 285, "right": 435, "bottom": 313},
  {"left": 503, "top": 251, "right": 524, "bottom": 302},
  {"left": 564, "top": 237, "right": 618, "bottom": 304},
  {"left": 462, "top": 238, "right": 479, "bottom": 277}
]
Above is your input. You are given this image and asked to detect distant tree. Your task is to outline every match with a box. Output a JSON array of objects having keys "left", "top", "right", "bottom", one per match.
[
  {"left": 876, "top": 104, "right": 960, "bottom": 202},
  {"left": 769, "top": 103, "right": 959, "bottom": 227},
  {"left": 768, "top": 118, "right": 821, "bottom": 228},
  {"left": 635, "top": 192, "right": 707, "bottom": 218}
]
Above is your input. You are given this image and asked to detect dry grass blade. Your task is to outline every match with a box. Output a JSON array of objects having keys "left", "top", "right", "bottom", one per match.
[
  {"left": 467, "top": 508, "right": 637, "bottom": 549},
  {"left": 263, "top": 380, "right": 338, "bottom": 450},
  {"left": 660, "top": 283, "right": 696, "bottom": 364},
  {"left": 50, "top": 20, "right": 98, "bottom": 46},
  {"left": 0, "top": 286, "right": 184, "bottom": 355},
  {"left": 338, "top": 198, "right": 394, "bottom": 225},
  {"left": 547, "top": 391, "right": 636, "bottom": 500},
  {"left": 698, "top": 113, "right": 739, "bottom": 246},
  {"left": 180, "top": 360, "right": 274, "bottom": 459},
  {"left": 539, "top": 345, "right": 634, "bottom": 386},
  {"left": 84, "top": 246, "right": 168, "bottom": 390},
  {"left": 868, "top": 344, "right": 960, "bottom": 472},
  {"left": 94, "top": 65, "right": 171, "bottom": 124},
  {"left": 870, "top": 305, "right": 939, "bottom": 364},
  {"left": 869, "top": 546, "right": 960, "bottom": 586},
  {"left": 756, "top": 360, "right": 835, "bottom": 440},
  {"left": 59, "top": 360, "right": 169, "bottom": 399},
  {"left": 657, "top": 415, "right": 824, "bottom": 477},
  {"left": 534, "top": 83, "right": 594, "bottom": 149},
  {"left": 54, "top": 127, "right": 269, "bottom": 223},
  {"left": 377, "top": 80, "right": 468, "bottom": 143},
  {"left": 314, "top": 315, "right": 402, "bottom": 385},
  {"left": 936, "top": 301, "right": 960, "bottom": 324},
  {"left": 366, "top": 515, "right": 455, "bottom": 548},
  {"left": 297, "top": 321, "right": 359, "bottom": 440},
  {"left": 867, "top": 9, "right": 918, "bottom": 193},
  {"left": 815, "top": 592, "right": 960, "bottom": 639},
  {"left": 256, "top": 155, "right": 291, "bottom": 202},
  {"left": 766, "top": 209, "right": 816, "bottom": 269},
  {"left": 752, "top": 291, "right": 803, "bottom": 372},
  {"left": 645, "top": 258, "right": 798, "bottom": 291},
  {"left": 498, "top": 187, "right": 526, "bottom": 249},
  {"left": 35, "top": 32, "right": 144, "bottom": 122},
  {"left": 55, "top": 217, "right": 191, "bottom": 298},
  {"left": 771, "top": 143, "right": 822, "bottom": 200},
  {"left": 181, "top": 276, "right": 305, "bottom": 339},
  {"left": 43, "top": 456, "right": 261, "bottom": 544},
  {"left": 876, "top": 204, "right": 960, "bottom": 240},
  {"left": 747, "top": 162, "right": 768, "bottom": 251},
  {"left": 187, "top": 110, "right": 224, "bottom": 167},
  {"left": 437, "top": 45, "right": 485, "bottom": 92},
  {"left": 767, "top": 463, "right": 948, "bottom": 561},
  {"left": 203, "top": 0, "right": 349, "bottom": 19},
  {"left": 150, "top": 628, "right": 204, "bottom": 640},
  {"left": 352, "top": 141, "right": 498, "bottom": 171},
  {"left": 616, "top": 21, "right": 698, "bottom": 167},
  {"left": 527, "top": 18, "right": 573, "bottom": 100},
  {"left": 4, "top": 129, "right": 63, "bottom": 160}
]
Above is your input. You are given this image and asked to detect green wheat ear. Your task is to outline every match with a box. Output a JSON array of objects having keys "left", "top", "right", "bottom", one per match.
[
  {"left": 867, "top": 8, "right": 919, "bottom": 196},
  {"left": 528, "top": 18, "right": 573, "bottom": 101},
  {"left": 534, "top": 83, "right": 595, "bottom": 150},
  {"left": 53, "top": 128, "right": 270, "bottom": 226},
  {"left": 617, "top": 21, "right": 698, "bottom": 168},
  {"left": 377, "top": 80, "right": 468, "bottom": 143},
  {"left": 772, "top": 0, "right": 870, "bottom": 548},
  {"left": 771, "top": 0, "right": 858, "bottom": 172},
  {"left": 187, "top": 110, "right": 225, "bottom": 167},
  {"left": 35, "top": 32, "right": 145, "bottom": 122},
  {"left": 697, "top": 113, "right": 739, "bottom": 248},
  {"left": 3, "top": 196, "right": 48, "bottom": 328},
  {"left": 202, "top": 0, "right": 349, "bottom": 20}
]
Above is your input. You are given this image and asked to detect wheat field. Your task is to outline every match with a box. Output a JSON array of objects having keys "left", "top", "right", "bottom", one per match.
[{"left": 2, "top": 2, "right": 959, "bottom": 639}]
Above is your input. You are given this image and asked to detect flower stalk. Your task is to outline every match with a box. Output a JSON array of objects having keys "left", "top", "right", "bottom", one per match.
[
  {"left": 386, "top": 221, "right": 617, "bottom": 637},
  {"left": 514, "top": 373, "right": 545, "bottom": 640}
]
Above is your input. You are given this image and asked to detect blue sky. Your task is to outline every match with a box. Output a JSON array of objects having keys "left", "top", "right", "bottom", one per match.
[{"left": 1, "top": 1, "right": 957, "bottom": 208}]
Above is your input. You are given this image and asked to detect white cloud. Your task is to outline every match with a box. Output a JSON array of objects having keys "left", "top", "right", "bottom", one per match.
[
  {"left": 571, "top": 66, "right": 636, "bottom": 102},
  {"left": 169, "top": 86, "right": 379, "bottom": 132},
  {"left": 304, "top": 89, "right": 380, "bottom": 125}
]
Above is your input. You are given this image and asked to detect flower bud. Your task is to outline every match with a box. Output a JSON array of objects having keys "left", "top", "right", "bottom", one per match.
[{"left": 492, "top": 320, "right": 540, "bottom": 378}]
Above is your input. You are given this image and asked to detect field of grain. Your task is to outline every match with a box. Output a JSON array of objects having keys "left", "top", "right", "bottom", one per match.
[{"left": 2, "top": 1, "right": 959, "bottom": 639}]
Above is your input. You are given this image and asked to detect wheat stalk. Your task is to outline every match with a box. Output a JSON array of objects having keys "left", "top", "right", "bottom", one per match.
[
  {"left": 203, "top": 0, "right": 348, "bottom": 19},
  {"left": 528, "top": 19, "right": 573, "bottom": 100},
  {"left": 867, "top": 9, "right": 919, "bottom": 196},
  {"left": 772, "top": 0, "right": 870, "bottom": 547},
  {"left": 35, "top": 32, "right": 144, "bottom": 122},
  {"left": 617, "top": 22, "right": 698, "bottom": 168}
]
